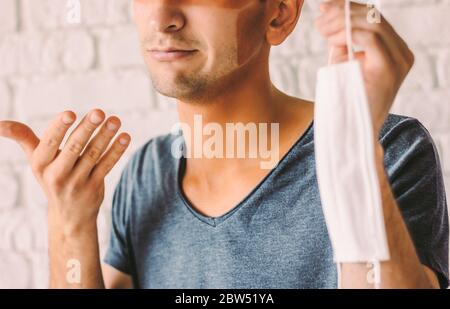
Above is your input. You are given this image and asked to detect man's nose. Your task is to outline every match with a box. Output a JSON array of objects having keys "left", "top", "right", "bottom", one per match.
[{"left": 148, "top": 5, "right": 186, "bottom": 33}]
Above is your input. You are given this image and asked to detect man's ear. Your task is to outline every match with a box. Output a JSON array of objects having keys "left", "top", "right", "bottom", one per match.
[{"left": 266, "top": 0, "right": 304, "bottom": 46}]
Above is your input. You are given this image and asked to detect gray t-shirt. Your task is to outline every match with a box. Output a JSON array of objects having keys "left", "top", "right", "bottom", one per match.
[{"left": 104, "top": 113, "right": 449, "bottom": 288}]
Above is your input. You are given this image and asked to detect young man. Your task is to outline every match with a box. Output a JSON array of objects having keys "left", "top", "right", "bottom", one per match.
[{"left": 0, "top": 0, "right": 448, "bottom": 288}]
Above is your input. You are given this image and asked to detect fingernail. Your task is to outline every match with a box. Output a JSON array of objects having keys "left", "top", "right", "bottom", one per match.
[
  {"left": 90, "top": 112, "right": 103, "bottom": 125},
  {"left": 106, "top": 121, "right": 118, "bottom": 131},
  {"left": 62, "top": 114, "right": 75, "bottom": 125},
  {"left": 119, "top": 137, "right": 129, "bottom": 145}
]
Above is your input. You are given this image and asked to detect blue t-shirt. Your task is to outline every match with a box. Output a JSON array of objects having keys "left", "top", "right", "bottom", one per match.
[{"left": 104, "top": 114, "right": 449, "bottom": 288}]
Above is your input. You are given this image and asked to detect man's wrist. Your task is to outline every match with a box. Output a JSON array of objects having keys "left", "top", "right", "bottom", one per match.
[{"left": 48, "top": 214, "right": 98, "bottom": 240}]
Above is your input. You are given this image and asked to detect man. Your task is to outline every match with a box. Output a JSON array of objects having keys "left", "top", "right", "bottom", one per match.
[{"left": 0, "top": 0, "right": 448, "bottom": 288}]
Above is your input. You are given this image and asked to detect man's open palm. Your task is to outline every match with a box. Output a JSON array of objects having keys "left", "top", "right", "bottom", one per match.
[{"left": 0, "top": 110, "right": 130, "bottom": 232}]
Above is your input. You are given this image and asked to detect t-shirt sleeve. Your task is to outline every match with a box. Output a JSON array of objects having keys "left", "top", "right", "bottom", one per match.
[
  {"left": 103, "top": 162, "right": 134, "bottom": 275},
  {"left": 381, "top": 116, "right": 449, "bottom": 288}
]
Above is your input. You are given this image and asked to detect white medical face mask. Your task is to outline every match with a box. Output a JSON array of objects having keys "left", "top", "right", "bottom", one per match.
[{"left": 314, "top": 0, "right": 389, "bottom": 288}]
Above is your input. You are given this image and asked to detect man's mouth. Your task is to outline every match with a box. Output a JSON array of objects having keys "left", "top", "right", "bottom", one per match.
[{"left": 148, "top": 48, "right": 198, "bottom": 62}]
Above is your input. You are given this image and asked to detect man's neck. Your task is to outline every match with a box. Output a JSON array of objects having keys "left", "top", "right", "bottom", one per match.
[{"left": 175, "top": 56, "right": 313, "bottom": 187}]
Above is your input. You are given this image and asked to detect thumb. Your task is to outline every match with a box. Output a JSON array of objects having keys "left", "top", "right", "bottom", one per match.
[
  {"left": 328, "top": 45, "right": 350, "bottom": 65},
  {"left": 0, "top": 121, "right": 40, "bottom": 160},
  {"left": 328, "top": 45, "right": 366, "bottom": 66},
  {"left": 354, "top": 50, "right": 366, "bottom": 63}
]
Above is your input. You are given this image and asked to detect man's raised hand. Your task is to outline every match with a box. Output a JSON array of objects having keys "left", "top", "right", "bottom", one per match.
[{"left": 0, "top": 109, "right": 130, "bottom": 233}]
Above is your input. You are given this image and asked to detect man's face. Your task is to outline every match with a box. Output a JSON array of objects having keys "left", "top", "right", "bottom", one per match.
[{"left": 133, "top": 0, "right": 269, "bottom": 101}]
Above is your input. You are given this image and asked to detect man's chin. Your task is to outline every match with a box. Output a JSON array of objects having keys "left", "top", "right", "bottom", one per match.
[
  {"left": 152, "top": 86, "right": 196, "bottom": 101},
  {"left": 151, "top": 77, "right": 209, "bottom": 101}
]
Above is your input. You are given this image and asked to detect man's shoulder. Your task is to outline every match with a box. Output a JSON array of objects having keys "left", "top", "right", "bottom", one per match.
[
  {"left": 120, "top": 131, "right": 181, "bottom": 184},
  {"left": 132, "top": 132, "right": 179, "bottom": 162},
  {"left": 380, "top": 113, "right": 422, "bottom": 136},
  {"left": 379, "top": 113, "right": 441, "bottom": 182},
  {"left": 379, "top": 113, "right": 434, "bottom": 150}
]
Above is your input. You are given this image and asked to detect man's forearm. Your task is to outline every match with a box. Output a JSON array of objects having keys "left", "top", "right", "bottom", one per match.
[
  {"left": 341, "top": 142, "right": 434, "bottom": 288},
  {"left": 49, "top": 218, "right": 105, "bottom": 289}
]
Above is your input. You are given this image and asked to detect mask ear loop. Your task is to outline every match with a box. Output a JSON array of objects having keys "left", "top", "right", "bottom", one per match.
[
  {"left": 331, "top": 0, "right": 381, "bottom": 289},
  {"left": 345, "top": 0, "right": 354, "bottom": 61},
  {"left": 333, "top": 0, "right": 353, "bottom": 289},
  {"left": 327, "top": 0, "right": 354, "bottom": 66}
]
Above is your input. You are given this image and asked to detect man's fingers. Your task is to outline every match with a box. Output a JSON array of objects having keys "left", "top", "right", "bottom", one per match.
[
  {"left": 73, "top": 116, "right": 121, "bottom": 180},
  {"left": 328, "top": 28, "right": 395, "bottom": 70},
  {"left": 0, "top": 121, "right": 39, "bottom": 160},
  {"left": 53, "top": 109, "right": 105, "bottom": 175},
  {"left": 347, "top": 14, "right": 410, "bottom": 74},
  {"left": 328, "top": 45, "right": 349, "bottom": 64},
  {"left": 32, "top": 111, "right": 76, "bottom": 171},
  {"left": 316, "top": 1, "right": 411, "bottom": 74},
  {"left": 91, "top": 133, "right": 131, "bottom": 181}
]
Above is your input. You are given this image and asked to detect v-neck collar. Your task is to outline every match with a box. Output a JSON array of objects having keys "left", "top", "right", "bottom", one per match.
[{"left": 175, "top": 120, "right": 314, "bottom": 227}]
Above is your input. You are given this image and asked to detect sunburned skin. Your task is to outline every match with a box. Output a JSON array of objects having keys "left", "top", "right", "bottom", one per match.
[{"left": 133, "top": 0, "right": 270, "bottom": 101}]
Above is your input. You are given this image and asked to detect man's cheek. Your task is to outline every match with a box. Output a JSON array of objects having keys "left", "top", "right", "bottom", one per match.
[
  {"left": 209, "top": 2, "right": 266, "bottom": 67},
  {"left": 236, "top": 5, "right": 267, "bottom": 66},
  {"left": 132, "top": 0, "right": 149, "bottom": 25},
  {"left": 184, "top": 6, "right": 241, "bottom": 70},
  {"left": 189, "top": 2, "right": 266, "bottom": 68}
]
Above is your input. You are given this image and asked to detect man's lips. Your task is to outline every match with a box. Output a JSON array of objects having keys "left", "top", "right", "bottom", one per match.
[{"left": 148, "top": 49, "right": 198, "bottom": 62}]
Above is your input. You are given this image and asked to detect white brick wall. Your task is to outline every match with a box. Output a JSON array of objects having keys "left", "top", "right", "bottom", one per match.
[{"left": 0, "top": 0, "right": 448, "bottom": 288}]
